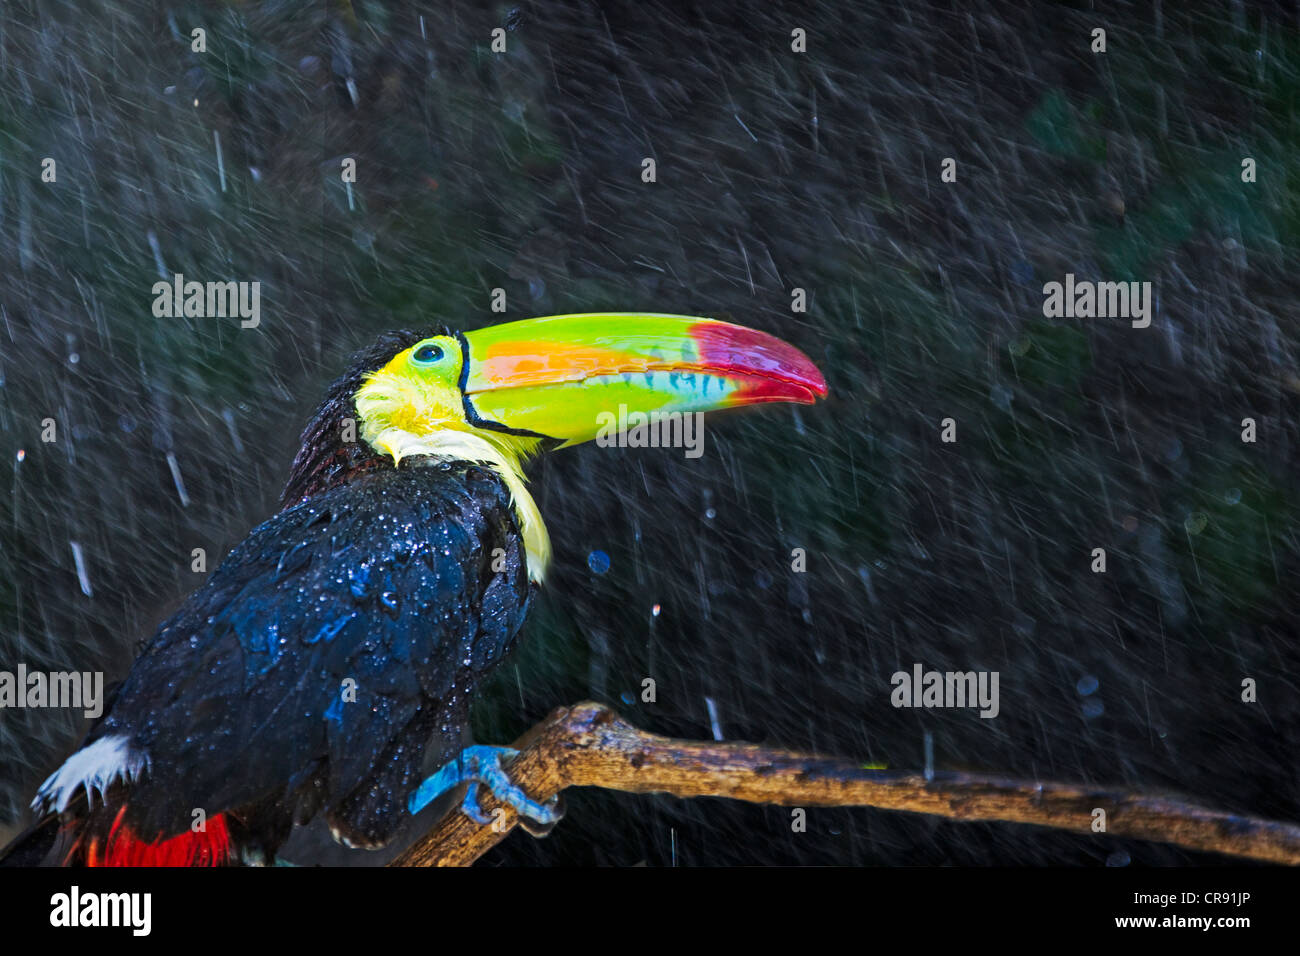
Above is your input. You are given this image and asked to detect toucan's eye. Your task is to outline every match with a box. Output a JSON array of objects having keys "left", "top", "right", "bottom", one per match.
[{"left": 412, "top": 343, "right": 444, "bottom": 365}]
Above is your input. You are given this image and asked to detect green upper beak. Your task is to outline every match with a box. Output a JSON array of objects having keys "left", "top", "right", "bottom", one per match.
[{"left": 460, "top": 313, "right": 828, "bottom": 445}]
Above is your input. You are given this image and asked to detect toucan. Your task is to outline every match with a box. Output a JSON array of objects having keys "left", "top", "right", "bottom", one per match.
[{"left": 1, "top": 313, "right": 827, "bottom": 866}]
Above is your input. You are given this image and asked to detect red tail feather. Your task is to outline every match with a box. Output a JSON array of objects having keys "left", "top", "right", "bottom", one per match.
[{"left": 83, "top": 806, "right": 233, "bottom": 867}]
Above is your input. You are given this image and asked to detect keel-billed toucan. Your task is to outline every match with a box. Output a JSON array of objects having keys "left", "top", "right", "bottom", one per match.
[{"left": 1, "top": 313, "right": 826, "bottom": 866}]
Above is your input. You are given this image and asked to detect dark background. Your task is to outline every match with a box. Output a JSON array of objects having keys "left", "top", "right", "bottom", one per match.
[{"left": 1, "top": 0, "right": 1297, "bottom": 865}]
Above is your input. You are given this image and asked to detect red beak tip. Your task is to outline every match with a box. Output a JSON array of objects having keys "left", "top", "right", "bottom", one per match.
[
  {"left": 790, "top": 360, "right": 828, "bottom": 400},
  {"left": 689, "top": 319, "right": 828, "bottom": 404}
]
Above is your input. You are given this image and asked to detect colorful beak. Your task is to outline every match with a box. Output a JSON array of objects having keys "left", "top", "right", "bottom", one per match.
[{"left": 461, "top": 313, "right": 827, "bottom": 445}]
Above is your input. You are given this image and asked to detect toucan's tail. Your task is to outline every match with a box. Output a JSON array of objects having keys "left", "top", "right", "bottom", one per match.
[
  {"left": 80, "top": 807, "right": 233, "bottom": 866},
  {"left": 0, "top": 809, "right": 233, "bottom": 866},
  {"left": 0, "top": 814, "right": 63, "bottom": 866}
]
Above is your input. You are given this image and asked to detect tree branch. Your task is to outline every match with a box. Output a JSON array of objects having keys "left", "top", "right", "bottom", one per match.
[{"left": 389, "top": 701, "right": 1300, "bottom": 866}]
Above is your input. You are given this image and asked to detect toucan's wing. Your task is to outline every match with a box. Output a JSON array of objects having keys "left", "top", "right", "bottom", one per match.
[{"left": 35, "top": 462, "right": 531, "bottom": 847}]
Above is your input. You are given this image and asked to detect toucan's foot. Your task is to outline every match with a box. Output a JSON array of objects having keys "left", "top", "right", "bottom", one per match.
[
  {"left": 409, "top": 745, "right": 563, "bottom": 833},
  {"left": 458, "top": 783, "right": 494, "bottom": 826}
]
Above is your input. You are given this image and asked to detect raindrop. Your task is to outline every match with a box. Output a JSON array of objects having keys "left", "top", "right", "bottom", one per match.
[
  {"left": 15, "top": 449, "right": 25, "bottom": 463},
  {"left": 619, "top": 691, "right": 635, "bottom": 706},
  {"left": 1075, "top": 675, "right": 1099, "bottom": 696},
  {"left": 528, "top": 277, "right": 546, "bottom": 300},
  {"left": 1105, "top": 850, "right": 1131, "bottom": 867},
  {"left": 1164, "top": 438, "right": 1182, "bottom": 462},
  {"left": 587, "top": 550, "right": 610, "bottom": 574},
  {"left": 69, "top": 541, "right": 93, "bottom": 597},
  {"left": 166, "top": 451, "right": 190, "bottom": 507},
  {"left": 68, "top": 352, "right": 80, "bottom": 365},
  {"left": 755, "top": 570, "right": 772, "bottom": 589},
  {"left": 1224, "top": 487, "right": 1242, "bottom": 505},
  {"left": 990, "top": 383, "right": 1013, "bottom": 411},
  {"left": 651, "top": 604, "right": 661, "bottom": 617},
  {"left": 1012, "top": 611, "right": 1035, "bottom": 637},
  {"left": 704, "top": 508, "right": 716, "bottom": 520},
  {"left": 1183, "top": 512, "right": 1208, "bottom": 535},
  {"left": 1081, "top": 698, "right": 1104, "bottom": 720}
]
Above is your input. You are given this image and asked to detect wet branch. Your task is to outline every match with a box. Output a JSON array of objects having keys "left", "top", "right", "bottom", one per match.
[{"left": 389, "top": 701, "right": 1300, "bottom": 867}]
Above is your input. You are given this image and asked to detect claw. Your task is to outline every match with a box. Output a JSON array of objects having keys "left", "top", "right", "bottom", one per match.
[
  {"left": 459, "top": 783, "right": 493, "bottom": 826},
  {"left": 517, "top": 793, "right": 565, "bottom": 837},
  {"left": 409, "top": 745, "right": 563, "bottom": 832}
]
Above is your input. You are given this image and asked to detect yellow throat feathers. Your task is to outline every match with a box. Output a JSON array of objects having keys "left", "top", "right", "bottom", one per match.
[{"left": 353, "top": 366, "right": 550, "bottom": 585}]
